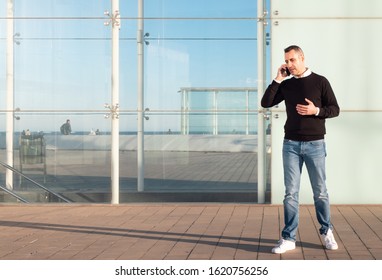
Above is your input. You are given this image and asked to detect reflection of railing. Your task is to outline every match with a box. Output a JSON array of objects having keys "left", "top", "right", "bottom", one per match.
[
  {"left": 0, "top": 185, "right": 29, "bottom": 203},
  {"left": 179, "top": 87, "right": 258, "bottom": 135},
  {"left": 0, "top": 161, "right": 71, "bottom": 203}
]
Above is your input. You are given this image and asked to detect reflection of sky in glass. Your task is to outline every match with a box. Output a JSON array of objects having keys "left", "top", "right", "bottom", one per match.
[{"left": 0, "top": 0, "right": 263, "bottom": 133}]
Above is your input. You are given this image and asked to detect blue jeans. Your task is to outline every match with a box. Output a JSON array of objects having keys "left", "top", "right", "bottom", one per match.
[{"left": 281, "top": 139, "right": 332, "bottom": 241}]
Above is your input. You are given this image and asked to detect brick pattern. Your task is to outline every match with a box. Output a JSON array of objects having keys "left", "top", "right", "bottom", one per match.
[{"left": 0, "top": 204, "right": 381, "bottom": 260}]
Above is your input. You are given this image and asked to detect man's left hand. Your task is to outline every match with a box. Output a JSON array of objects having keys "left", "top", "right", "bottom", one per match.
[{"left": 296, "top": 98, "right": 318, "bottom": 116}]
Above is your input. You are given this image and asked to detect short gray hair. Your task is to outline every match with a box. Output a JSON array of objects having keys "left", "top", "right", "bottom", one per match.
[{"left": 284, "top": 45, "right": 304, "bottom": 56}]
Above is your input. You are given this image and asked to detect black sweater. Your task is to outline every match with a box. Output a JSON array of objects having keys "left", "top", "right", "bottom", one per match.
[{"left": 261, "top": 72, "right": 340, "bottom": 141}]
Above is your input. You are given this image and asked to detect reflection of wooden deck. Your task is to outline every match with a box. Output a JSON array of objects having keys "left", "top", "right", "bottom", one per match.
[
  {"left": 0, "top": 204, "right": 381, "bottom": 260},
  {"left": 1, "top": 150, "right": 271, "bottom": 203}
]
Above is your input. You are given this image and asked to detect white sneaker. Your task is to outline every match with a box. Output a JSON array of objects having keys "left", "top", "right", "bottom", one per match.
[
  {"left": 324, "top": 229, "right": 338, "bottom": 250},
  {"left": 272, "top": 239, "right": 296, "bottom": 254}
]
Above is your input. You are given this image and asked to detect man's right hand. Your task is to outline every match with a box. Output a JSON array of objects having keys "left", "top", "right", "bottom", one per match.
[{"left": 275, "top": 64, "right": 288, "bottom": 82}]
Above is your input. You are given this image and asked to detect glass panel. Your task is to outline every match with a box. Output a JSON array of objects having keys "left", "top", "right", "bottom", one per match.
[
  {"left": 0, "top": 113, "right": 111, "bottom": 203},
  {"left": 0, "top": 1, "right": 113, "bottom": 203},
  {"left": 131, "top": 2, "right": 261, "bottom": 202},
  {"left": 269, "top": 0, "right": 382, "bottom": 204},
  {"left": 1, "top": 0, "right": 267, "bottom": 203},
  {"left": 326, "top": 112, "right": 382, "bottom": 204}
]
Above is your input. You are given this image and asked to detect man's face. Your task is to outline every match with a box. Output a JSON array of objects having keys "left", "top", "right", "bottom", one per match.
[{"left": 284, "top": 49, "right": 305, "bottom": 76}]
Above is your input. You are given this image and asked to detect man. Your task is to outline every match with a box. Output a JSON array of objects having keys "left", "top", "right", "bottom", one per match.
[
  {"left": 261, "top": 45, "right": 340, "bottom": 254},
  {"left": 60, "top": 119, "right": 72, "bottom": 135}
]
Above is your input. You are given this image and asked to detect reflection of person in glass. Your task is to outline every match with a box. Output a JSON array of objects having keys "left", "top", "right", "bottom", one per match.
[
  {"left": 60, "top": 119, "right": 72, "bottom": 135},
  {"left": 261, "top": 45, "right": 340, "bottom": 254}
]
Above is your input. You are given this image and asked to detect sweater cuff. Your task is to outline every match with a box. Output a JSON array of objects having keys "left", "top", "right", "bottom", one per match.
[{"left": 315, "top": 107, "right": 320, "bottom": 116}]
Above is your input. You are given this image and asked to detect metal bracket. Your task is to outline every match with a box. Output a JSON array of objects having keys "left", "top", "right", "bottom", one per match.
[
  {"left": 13, "top": 32, "right": 20, "bottom": 45},
  {"left": 257, "top": 11, "right": 269, "bottom": 26},
  {"left": 261, "top": 109, "right": 272, "bottom": 120},
  {"left": 144, "top": 108, "right": 150, "bottom": 120},
  {"left": 104, "top": 10, "right": 120, "bottom": 28},
  {"left": 104, "top": 103, "right": 119, "bottom": 119},
  {"left": 14, "top": 107, "right": 20, "bottom": 120},
  {"left": 144, "top": 32, "right": 150, "bottom": 45}
]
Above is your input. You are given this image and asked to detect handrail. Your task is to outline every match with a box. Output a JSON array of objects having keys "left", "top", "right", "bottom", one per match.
[
  {"left": 0, "top": 185, "right": 29, "bottom": 203},
  {"left": 0, "top": 161, "right": 71, "bottom": 203}
]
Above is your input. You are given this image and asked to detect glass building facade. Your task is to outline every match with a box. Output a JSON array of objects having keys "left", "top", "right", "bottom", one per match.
[
  {"left": 1, "top": 0, "right": 381, "bottom": 204},
  {"left": 0, "top": 0, "right": 270, "bottom": 203}
]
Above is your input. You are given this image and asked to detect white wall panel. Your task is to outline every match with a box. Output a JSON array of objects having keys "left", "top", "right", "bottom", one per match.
[{"left": 269, "top": 0, "right": 382, "bottom": 204}]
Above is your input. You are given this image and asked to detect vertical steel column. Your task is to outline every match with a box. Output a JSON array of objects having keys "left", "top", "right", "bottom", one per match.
[
  {"left": 137, "top": 0, "right": 145, "bottom": 191},
  {"left": 111, "top": 0, "right": 120, "bottom": 204},
  {"left": 6, "top": 0, "right": 14, "bottom": 190},
  {"left": 257, "top": 0, "right": 267, "bottom": 203}
]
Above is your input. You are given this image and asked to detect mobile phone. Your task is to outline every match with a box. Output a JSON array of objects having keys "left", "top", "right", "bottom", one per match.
[{"left": 281, "top": 67, "right": 290, "bottom": 76}]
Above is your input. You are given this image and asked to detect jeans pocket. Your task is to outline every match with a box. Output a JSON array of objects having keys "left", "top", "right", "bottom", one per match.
[
  {"left": 283, "top": 139, "right": 294, "bottom": 144},
  {"left": 309, "top": 140, "right": 325, "bottom": 147},
  {"left": 308, "top": 140, "right": 326, "bottom": 156}
]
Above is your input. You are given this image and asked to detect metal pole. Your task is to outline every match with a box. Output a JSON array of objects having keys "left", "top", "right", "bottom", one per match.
[
  {"left": 6, "top": 0, "right": 14, "bottom": 190},
  {"left": 137, "top": 0, "right": 144, "bottom": 191},
  {"left": 257, "top": 0, "right": 266, "bottom": 203},
  {"left": 111, "top": 0, "right": 120, "bottom": 204}
]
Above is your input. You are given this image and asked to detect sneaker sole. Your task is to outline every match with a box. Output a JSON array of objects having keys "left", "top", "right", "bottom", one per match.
[
  {"left": 326, "top": 244, "right": 338, "bottom": 250},
  {"left": 272, "top": 246, "right": 296, "bottom": 254}
]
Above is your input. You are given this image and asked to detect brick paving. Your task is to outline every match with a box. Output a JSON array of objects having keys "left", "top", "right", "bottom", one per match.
[{"left": 0, "top": 204, "right": 381, "bottom": 260}]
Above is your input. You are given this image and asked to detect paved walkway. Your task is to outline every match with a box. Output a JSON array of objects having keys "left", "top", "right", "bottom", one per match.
[{"left": 0, "top": 204, "right": 381, "bottom": 260}]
